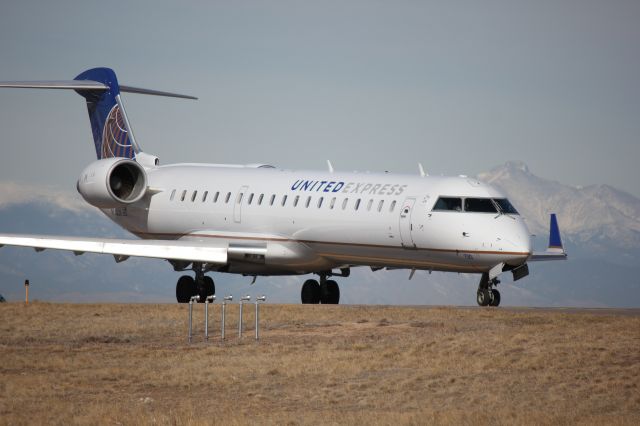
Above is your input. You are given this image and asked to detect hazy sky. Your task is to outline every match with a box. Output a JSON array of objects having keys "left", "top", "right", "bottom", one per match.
[{"left": 1, "top": 0, "right": 639, "bottom": 196}]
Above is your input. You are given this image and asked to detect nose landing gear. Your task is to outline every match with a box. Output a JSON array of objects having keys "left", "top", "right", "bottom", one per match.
[{"left": 477, "top": 272, "right": 501, "bottom": 307}]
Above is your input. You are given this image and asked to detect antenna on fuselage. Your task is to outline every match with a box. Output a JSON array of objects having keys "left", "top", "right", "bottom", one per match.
[
  {"left": 327, "top": 160, "right": 334, "bottom": 173},
  {"left": 418, "top": 163, "right": 427, "bottom": 177}
]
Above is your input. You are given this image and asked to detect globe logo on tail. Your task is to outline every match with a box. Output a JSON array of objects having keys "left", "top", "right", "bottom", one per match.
[{"left": 101, "top": 104, "right": 135, "bottom": 159}]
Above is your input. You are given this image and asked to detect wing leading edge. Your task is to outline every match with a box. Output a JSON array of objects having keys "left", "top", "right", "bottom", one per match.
[
  {"left": 529, "top": 214, "right": 567, "bottom": 261},
  {"left": 0, "top": 234, "right": 227, "bottom": 264}
]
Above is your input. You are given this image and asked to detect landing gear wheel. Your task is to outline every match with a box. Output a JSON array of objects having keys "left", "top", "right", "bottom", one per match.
[
  {"left": 301, "top": 279, "right": 321, "bottom": 304},
  {"left": 320, "top": 280, "right": 340, "bottom": 304},
  {"left": 476, "top": 289, "right": 491, "bottom": 307},
  {"left": 197, "top": 276, "right": 215, "bottom": 303},
  {"left": 489, "top": 289, "right": 501, "bottom": 307},
  {"left": 176, "top": 275, "right": 196, "bottom": 303}
]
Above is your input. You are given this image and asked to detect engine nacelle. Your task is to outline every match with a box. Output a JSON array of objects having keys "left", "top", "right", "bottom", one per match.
[{"left": 77, "top": 158, "right": 147, "bottom": 208}]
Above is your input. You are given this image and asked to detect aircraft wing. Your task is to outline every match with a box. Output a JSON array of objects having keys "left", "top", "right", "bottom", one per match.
[
  {"left": 0, "top": 234, "right": 227, "bottom": 264},
  {"left": 529, "top": 214, "right": 567, "bottom": 262}
]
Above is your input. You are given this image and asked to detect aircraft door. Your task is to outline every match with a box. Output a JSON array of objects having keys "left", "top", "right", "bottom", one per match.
[
  {"left": 399, "top": 197, "right": 416, "bottom": 248},
  {"left": 234, "top": 185, "right": 248, "bottom": 223}
]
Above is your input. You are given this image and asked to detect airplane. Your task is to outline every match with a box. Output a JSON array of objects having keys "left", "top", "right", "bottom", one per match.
[{"left": 0, "top": 67, "right": 566, "bottom": 306}]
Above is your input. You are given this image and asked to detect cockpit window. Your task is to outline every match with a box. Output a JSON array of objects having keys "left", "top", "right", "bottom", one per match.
[
  {"left": 433, "top": 197, "right": 462, "bottom": 212},
  {"left": 464, "top": 198, "right": 498, "bottom": 213},
  {"left": 494, "top": 198, "right": 519, "bottom": 215}
]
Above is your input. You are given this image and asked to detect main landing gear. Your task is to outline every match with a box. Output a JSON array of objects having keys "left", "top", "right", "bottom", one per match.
[
  {"left": 301, "top": 274, "right": 340, "bottom": 304},
  {"left": 476, "top": 272, "right": 501, "bottom": 307},
  {"left": 176, "top": 269, "right": 215, "bottom": 303}
]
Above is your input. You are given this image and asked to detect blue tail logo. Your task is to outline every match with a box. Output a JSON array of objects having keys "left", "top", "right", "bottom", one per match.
[{"left": 74, "top": 68, "right": 135, "bottom": 160}]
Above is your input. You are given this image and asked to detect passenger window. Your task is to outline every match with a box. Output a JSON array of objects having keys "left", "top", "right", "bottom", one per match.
[
  {"left": 181, "top": 190, "right": 187, "bottom": 202},
  {"left": 225, "top": 192, "right": 231, "bottom": 203},
  {"left": 170, "top": 189, "right": 176, "bottom": 201},
  {"left": 433, "top": 197, "right": 462, "bottom": 212},
  {"left": 305, "top": 196, "right": 311, "bottom": 208},
  {"left": 377, "top": 200, "right": 384, "bottom": 212},
  {"left": 282, "top": 195, "right": 287, "bottom": 206},
  {"left": 236, "top": 193, "right": 244, "bottom": 205},
  {"left": 293, "top": 195, "right": 299, "bottom": 207},
  {"left": 202, "top": 191, "right": 208, "bottom": 202},
  {"left": 367, "top": 199, "right": 373, "bottom": 211},
  {"left": 248, "top": 193, "right": 254, "bottom": 205},
  {"left": 318, "top": 197, "right": 323, "bottom": 208},
  {"left": 389, "top": 200, "right": 396, "bottom": 212},
  {"left": 355, "top": 199, "right": 361, "bottom": 211},
  {"left": 330, "top": 197, "right": 336, "bottom": 209},
  {"left": 270, "top": 195, "right": 276, "bottom": 206},
  {"left": 191, "top": 191, "right": 198, "bottom": 202},
  {"left": 342, "top": 198, "right": 348, "bottom": 210},
  {"left": 214, "top": 192, "right": 220, "bottom": 203},
  {"left": 464, "top": 198, "right": 498, "bottom": 213},
  {"left": 258, "top": 194, "right": 264, "bottom": 205}
]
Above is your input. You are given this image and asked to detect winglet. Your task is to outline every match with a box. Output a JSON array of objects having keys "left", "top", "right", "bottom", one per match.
[{"left": 548, "top": 214, "right": 564, "bottom": 252}]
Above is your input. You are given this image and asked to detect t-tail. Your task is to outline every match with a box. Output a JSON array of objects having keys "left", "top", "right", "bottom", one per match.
[{"left": 0, "top": 67, "right": 196, "bottom": 160}]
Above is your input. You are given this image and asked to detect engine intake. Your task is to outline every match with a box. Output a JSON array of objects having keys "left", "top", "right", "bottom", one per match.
[{"left": 77, "top": 158, "right": 147, "bottom": 208}]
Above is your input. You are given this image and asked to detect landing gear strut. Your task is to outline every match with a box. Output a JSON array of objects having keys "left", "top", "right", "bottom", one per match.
[
  {"left": 477, "top": 272, "right": 501, "bottom": 307},
  {"left": 175, "top": 265, "right": 215, "bottom": 303},
  {"left": 301, "top": 273, "right": 341, "bottom": 304}
]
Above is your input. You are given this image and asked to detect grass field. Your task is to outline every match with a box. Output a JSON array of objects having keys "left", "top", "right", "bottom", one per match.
[{"left": 1, "top": 302, "right": 639, "bottom": 425}]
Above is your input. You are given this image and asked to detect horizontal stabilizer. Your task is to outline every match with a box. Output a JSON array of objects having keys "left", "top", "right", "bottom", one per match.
[
  {"left": 0, "top": 80, "right": 197, "bottom": 99},
  {"left": 0, "top": 80, "right": 108, "bottom": 90}
]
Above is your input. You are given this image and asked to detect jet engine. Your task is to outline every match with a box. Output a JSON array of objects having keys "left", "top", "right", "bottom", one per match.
[{"left": 77, "top": 158, "right": 147, "bottom": 208}]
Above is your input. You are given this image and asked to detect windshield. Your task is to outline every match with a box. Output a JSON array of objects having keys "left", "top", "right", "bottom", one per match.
[
  {"left": 432, "top": 197, "right": 462, "bottom": 211},
  {"left": 464, "top": 198, "right": 498, "bottom": 213},
  {"left": 493, "top": 198, "right": 519, "bottom": 215}
]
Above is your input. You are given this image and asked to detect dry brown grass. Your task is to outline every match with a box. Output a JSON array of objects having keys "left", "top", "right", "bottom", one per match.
[{"left": 1, "top": 303, "right": 639, "bottom": 425}]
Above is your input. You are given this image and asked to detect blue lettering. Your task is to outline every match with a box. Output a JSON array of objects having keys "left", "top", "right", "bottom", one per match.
[
  {"left": 316, "top": 181, "right": 327, "bottom": 191},
  {"left": 334, "top": 182, "right": 345, "bottom": 192},
  {"left": 291, "top": 180, "right": 302, "bottom": 191},
  {"left": 324, "top": 181, "right": 335, "bottom": 192},
  {"left": 302, "top": 180, "right": 312, "bottom": 191}
]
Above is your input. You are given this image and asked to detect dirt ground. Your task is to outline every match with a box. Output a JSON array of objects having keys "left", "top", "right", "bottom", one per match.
[{"left": 1, "top": 302, "right": 639, "bottom": 425}]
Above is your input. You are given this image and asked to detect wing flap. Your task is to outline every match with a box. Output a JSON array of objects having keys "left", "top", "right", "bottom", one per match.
[{"left": 0, "top": 234, "right": 227, "bottom": 264}]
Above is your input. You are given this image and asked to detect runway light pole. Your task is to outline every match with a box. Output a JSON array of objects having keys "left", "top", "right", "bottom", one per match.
[
  {"left": 255, "top": 295, "right": 266, "bottom": 340},
  {"left": 221, "top": 295, "right": 232, "bottom": 341},
  {"left": 188, "top": 295, "right": 199, "bottom": 343},
  {"left": 24, "top": 280, "right": 29, "bottom": 305},
  {"left": 205, "top": 295, "right": 216, "bottom": 341},
  {"left": 239, "top": 295, "right": 251, "bottom": 338}
]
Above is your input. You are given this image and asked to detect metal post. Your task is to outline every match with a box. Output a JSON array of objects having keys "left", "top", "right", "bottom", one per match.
[
  {"left": 188, "top": 295, "right": 199, "bottom": 343},
  {"left": 222, "top": 295, "right": 232, "bottom": 340},
  {"left": 205, "top": 295, "right": 215, "bottom": 341},
  {"left": 24, "top": 280, "right": 29, "bottom": 305},
  {"left": 239, "top": 295, "right": 251, "bottom": 338},
  {"left": 255, "top": 295, "right": 266, "bottom": 340}
]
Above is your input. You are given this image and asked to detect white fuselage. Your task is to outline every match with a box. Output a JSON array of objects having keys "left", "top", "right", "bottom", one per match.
[{"left": 102, "top": 163, "right": 532, "bottom": 276}]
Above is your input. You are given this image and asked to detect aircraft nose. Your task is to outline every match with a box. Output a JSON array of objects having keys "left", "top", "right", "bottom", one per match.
[{"left": 515, "top": 221, "right": 533, "bottom": 256}]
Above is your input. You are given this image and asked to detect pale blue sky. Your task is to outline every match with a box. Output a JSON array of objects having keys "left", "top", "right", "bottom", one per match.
[{"left": 1, "top": 0, "right": 639, "bottom": 196}]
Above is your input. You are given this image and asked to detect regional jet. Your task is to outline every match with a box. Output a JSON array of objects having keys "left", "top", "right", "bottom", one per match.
[{"left": 0, "top": 68, "right": 566, "bottom": 306}]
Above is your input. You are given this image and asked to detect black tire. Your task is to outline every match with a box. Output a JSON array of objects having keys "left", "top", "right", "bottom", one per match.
[
  {"left": 490, "top": 289, "right": 501, "bottom": 307},
  {"left": 321, "top": 280, "right": 340, "bottom": 304},
  {"left": 301, "top": 279, "right": 321, "bottom": 304},
  {"left": 197, "top": 276, "right": 215, "bottom": 303},
  {"left": 176, "top": 275, "right": 196, "bottom": 303},
  {"left": 476, "top": 289, "right": 491, "bottom": 307}
]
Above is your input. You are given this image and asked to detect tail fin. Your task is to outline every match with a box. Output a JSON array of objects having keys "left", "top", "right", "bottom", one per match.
[
  {"left": 0, "top": 67, "right": 197, "bottom": 160},
  {"left": 74, "top": 68, "right": 136, "bottom": 159}
]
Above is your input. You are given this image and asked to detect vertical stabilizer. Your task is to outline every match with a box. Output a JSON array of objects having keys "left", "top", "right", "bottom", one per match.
[{"left": 74, "top": 67, "right": 137, "bottom": 159}]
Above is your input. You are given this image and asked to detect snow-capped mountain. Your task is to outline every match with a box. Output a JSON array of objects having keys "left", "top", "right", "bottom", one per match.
[{"left": 479, "top": 161, "right": 640, "bottom": 250}]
